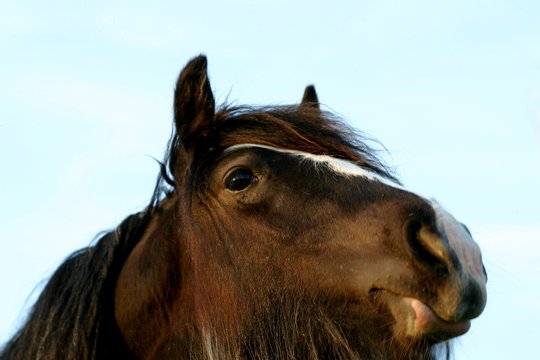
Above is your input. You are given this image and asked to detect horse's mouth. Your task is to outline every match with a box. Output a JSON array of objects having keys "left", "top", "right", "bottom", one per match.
[{"left": 370, "top": 289, "right": 471, "bottom": 342}]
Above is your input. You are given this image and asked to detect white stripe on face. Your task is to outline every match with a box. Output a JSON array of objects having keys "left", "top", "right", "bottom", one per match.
[
  {"left": 223, "top": 143, "right": 406, "bottom": 191},
  {"left": 223, "top": 144, "right": 453, "bottom": 220}
]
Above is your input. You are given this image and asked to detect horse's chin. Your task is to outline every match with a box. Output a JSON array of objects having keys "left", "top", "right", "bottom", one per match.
[{"left": 374, "top": 290, "right": 471, "bottom": 343}]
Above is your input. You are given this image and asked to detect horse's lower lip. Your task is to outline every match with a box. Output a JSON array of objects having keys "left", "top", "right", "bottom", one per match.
[
  {"left": 377, "top": 290, "right": 472, "bottom": 341},
  {"left": 408, "top": 298, "right": 471, "bottom": 340}
]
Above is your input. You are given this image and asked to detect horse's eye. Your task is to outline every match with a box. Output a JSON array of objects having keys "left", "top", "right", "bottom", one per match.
[{"left": 225, "top": 169, "right": 257, "bottom": 192}]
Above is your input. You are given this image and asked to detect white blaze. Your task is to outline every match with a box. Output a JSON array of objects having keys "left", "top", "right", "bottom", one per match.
[{"left": 224, "top": 143, "right": 406, "bottom": 191}]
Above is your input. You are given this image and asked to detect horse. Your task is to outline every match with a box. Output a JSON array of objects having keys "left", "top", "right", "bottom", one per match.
[{"left": 0, "top": 55, "right": 487, "bottom": 360}]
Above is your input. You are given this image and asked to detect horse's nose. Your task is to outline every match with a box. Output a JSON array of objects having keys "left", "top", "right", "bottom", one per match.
[{"left": 403, "top": 205, "right": 487, "bottom": 322}]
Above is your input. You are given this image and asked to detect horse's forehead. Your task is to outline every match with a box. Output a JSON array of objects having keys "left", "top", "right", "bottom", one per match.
[
  {"left": 223, "top": 143, "right": 405, "bottom": 191},
  {"left": 222, "top": 143, "right": 450, "bottom": 213}
]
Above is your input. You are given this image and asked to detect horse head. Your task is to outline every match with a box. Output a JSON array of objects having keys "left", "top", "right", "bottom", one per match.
[{"left": 114, "top": 56, "right": 487, "bottom": 359}]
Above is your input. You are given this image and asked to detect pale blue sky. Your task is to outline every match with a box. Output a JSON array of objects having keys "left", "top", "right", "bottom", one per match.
[{"left": 1, "top": 1, "right": 539, "bottom": 358}]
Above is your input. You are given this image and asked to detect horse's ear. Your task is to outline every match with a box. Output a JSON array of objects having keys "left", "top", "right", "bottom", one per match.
[
  {"left": 300, "top": 85, "right": 320, "bottom": 110},
  {"left": 174, "top": 55, "right": 216, "bottom": 148}
]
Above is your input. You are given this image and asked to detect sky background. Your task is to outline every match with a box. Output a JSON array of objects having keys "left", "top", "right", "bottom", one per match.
[{"left": 1, "top": 1, "right": 539, "bottom": 358}]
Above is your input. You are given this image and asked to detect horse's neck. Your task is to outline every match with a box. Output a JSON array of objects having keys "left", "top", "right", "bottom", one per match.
[
  {"left": 112, "top": 200, "right": 433, "bottom": 360},
  {"left": 114, "top": 201, "right": 186, "bottom": 358}
]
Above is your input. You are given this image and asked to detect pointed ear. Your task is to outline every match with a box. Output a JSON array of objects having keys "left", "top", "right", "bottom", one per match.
[
  {"left": 174, "top": 55, "right": 216, "bottom": 148},
  {"left": 300, "top": 85, "right": 320, "bottom": 110}
]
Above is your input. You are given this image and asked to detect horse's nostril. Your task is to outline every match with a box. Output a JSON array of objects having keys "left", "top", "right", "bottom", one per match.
[{"left": 405, "top": 220, "right": 448, "bottom": 273}]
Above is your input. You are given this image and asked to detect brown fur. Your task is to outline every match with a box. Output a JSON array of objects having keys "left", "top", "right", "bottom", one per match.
[{"left": 0, "top": 56, "right": 486, "bottom": 360}]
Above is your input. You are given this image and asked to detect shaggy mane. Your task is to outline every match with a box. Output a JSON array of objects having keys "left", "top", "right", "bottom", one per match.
[{"left": 0, "top": 213, "right": 151, "bottom": 359}]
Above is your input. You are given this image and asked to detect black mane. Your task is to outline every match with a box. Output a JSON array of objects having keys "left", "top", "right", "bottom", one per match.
[{"left": 0, "top": 213, "right": 151, "bottom": 359}]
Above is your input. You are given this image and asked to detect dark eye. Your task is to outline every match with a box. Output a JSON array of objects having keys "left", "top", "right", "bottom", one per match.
[{"left": 225, "top": 169, "right": 257, "bottom": 192}]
